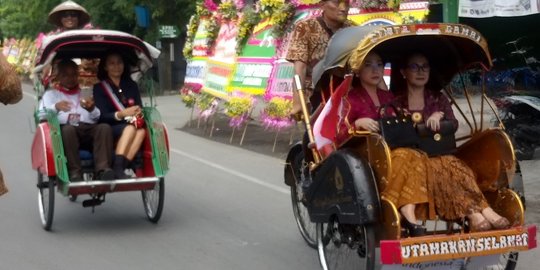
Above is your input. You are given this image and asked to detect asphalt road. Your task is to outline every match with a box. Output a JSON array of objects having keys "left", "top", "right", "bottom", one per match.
[{"left": 0, "top": 84, "right": 538, "bottom": 269}]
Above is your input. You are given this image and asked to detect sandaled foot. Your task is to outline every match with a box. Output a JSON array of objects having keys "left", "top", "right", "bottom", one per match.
[
  {"left": 490, "top": 217, "right": 510, "bottom": 229},
  {"left": 470, "top": 219, "right": 492, "bottom": 232},
  {"left": 401, "top": 218, "right": 426, "bottom": 236}
]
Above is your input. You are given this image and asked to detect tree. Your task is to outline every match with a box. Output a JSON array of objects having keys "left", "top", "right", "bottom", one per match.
[{"left": 0, "top": 0, "right": 196, "bottom": 43}]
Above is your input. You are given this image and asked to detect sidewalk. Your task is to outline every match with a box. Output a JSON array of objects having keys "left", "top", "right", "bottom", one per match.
[{"left": 152, "top": 94, "right": 302, "bottom": 160}]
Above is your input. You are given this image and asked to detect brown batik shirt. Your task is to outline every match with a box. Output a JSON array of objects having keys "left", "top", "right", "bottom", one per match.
[{"left": 286, "top": 17, "right": 355, "bottom": 90}]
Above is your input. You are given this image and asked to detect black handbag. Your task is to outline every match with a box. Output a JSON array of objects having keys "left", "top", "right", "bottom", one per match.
[
  {"left": 416, "top": 120, "right": 457, "bottom": 156},
  {"left": 378, "top": 104, "right": 419, "bottom": 149}
]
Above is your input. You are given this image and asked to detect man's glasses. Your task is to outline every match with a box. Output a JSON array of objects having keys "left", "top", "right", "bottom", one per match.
[
  {"left": 61, "top": 11, "right": 79, "bottom": 18},
  {"left": 407, "top": 63, "right": 430, "bottom": 73}
]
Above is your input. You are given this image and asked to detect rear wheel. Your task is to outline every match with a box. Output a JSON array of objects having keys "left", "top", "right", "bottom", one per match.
[
  {"left": 37, "top": 172, "right": 55, "bottom": 231},
  {"left": 142, "top": 177, "right": 164, "bottom": 223},
  {"left": 317, "top": 216, "right": 377, "bottom": 270},
  {"left": 290, "top": 153, "right": 317, "bottom": 248}
]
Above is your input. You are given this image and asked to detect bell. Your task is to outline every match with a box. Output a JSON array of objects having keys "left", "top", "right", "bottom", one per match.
[{"left": 412, "top": 112, "right": 423, "bottom": 123}]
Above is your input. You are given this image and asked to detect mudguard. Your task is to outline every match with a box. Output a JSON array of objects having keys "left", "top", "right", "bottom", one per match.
[
  {"left": 307, "top": 149, "right": 381, "bottom": 225},
  {"left": 284, "top": 142, "right": 303, "bottom": 187},
  {"left": 31, "top": 122, "right": 55, "bottom": 176}
]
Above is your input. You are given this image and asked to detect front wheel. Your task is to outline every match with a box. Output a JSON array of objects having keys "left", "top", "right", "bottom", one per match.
[
  {"left": 291, "top": 181, "right": 317, "bottom": 248},
  {"left": 290, "top": 152, "right": 317, "bottom": 248},
  {"left": 317, "top": 216, "right": 377, "bottom": 270},
  {"left": 142, "top": 177, "right": 164, "bottom": 223},
  {"left": 37, "top": 172, "right": 55, "bottom": 231}
]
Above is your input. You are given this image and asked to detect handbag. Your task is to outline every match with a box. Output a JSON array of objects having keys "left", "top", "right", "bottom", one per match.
[
  {"left": 416, "top": 120, "right": 457, "bottom": 156},
  {"left": 378, "top": 104, "right": 419, "bottom": 149},
  {"left": 0, "top": 53, "right": 22, "bottom": 105}
]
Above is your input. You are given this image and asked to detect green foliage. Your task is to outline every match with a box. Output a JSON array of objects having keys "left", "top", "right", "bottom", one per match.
[{"left": 0, "top": 0, "right": 196, "bottom": 44}]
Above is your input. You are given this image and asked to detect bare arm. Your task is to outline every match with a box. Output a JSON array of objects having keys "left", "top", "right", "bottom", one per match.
[{"left": 291, "top": 61, "right": 308, "bottom": 115}]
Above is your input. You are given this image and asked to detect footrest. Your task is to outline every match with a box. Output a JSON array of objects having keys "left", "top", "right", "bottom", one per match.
[
  {"left": 380, "top": 225, "right": 537, "bottom": 265},
  {"left": 67, "top": 177, "right": 159, "bottom": 195}
]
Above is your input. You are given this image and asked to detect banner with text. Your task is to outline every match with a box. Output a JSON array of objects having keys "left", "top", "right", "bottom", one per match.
[{"left": 459, "top": 0, "right": 540, "bottom": 18}]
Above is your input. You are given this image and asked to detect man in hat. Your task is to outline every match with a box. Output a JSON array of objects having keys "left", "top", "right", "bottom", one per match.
[
  {"left": 40, "top": 59, "right": 115, "bottom": 181},
  {"left": 48, "top": 0, "right": 91, "bottom": 32},
  {"left": 286, "top": 0, "right": 355, "bottom": 117}
]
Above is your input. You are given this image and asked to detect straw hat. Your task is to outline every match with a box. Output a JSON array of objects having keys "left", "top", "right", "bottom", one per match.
[{"left": 48, "top": 1, "right": 90, "bottom": 28}]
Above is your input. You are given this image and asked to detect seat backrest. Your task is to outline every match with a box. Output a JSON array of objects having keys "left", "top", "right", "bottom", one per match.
[{"left": 455, "top": 128, "right": 515, "bottom": 191}]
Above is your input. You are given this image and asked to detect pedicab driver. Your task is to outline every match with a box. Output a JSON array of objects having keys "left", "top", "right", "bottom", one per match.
[
  {"left": 286, "top": 0, "right": 354, "bottom": 170},
  {"left": 40, "top": 59, "right": 115, "bottom": 182},
  {"left": 286, "top": 0, "right": 355, "bottom": 116}
]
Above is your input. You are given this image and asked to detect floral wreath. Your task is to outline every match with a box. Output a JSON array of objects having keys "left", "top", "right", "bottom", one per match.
[
  {"left": 260, "top": 94, "right": 294, "bottom": 131},
  {"left": 258, "top": 0, "right": 296, "bottom": 40},
  {"left": 196, "top": 92, "right": 219, "bottom": 121},
  {"left": 180, "top": 83, "right": 202, "bottom": 108},
  {"left": 357, "top": 0, "right": 402, "bottom": 10},
  {"left": 224, "top": 92, "right": 256, "bottom": 128},
  {"left": 236, "top": 6, "right": 261, "bottom": 54}
]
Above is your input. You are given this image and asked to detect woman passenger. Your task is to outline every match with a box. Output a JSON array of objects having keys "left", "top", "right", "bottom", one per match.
[
  {"left": 93, "top": 51, "right": 146, "bottom": 179},
  {"left": 390, "top": 52, "right": 510, "bottom": 232},
  {"left": 336, "top": 51, "right": 432, "bottom": 236}
]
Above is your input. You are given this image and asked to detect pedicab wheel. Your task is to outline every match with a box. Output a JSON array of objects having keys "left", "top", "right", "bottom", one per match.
[
  {"left": 317, "top": 216, "right": 376, "bottom": 270},
  {"left": 37, "top": 172, "right": 55, "bottom": 231},
  {"left": 290, "top": 153, "right": 317, "bottom": 248},
  {"left": 142, "top": 177, "right": 164, "bottom": 223},
  {"left": 69, "top": 195, "right": 77, "bottom": 202}
]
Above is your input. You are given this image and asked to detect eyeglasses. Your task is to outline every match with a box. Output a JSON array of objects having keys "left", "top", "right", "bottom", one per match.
[
  {"left": 407, "top": 63, "right": 430, "bottom": 73},
  {"left": 61, "top": 11, "right": 79, "bottom": 18}
]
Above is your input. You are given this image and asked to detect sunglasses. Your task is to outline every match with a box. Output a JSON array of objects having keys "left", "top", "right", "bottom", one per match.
[
  {"left": 61, "top": 11, "right": 79, "bottom": 18},
  {"left": 407, "top": 63, "right": 430, "bottom": 73}
]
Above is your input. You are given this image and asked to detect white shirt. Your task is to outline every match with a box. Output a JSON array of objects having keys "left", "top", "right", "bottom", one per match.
[{"left": 40, "top": 88, "right": 100, "bottom": 125}]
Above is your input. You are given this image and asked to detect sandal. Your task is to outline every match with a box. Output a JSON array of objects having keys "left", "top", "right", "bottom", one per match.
[
  {"left": 470, "top": 219, "right": 492, "bottom": 232},
  {"left": 490, "top": 217, "right": 510, "bottom": 230},
  {"left": 402, "top": 218, "right": 426, "bottom": 237}
]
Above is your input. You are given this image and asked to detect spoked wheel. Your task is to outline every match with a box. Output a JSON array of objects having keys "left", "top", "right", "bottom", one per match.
[
  {"left": 290, "top": 153, "right": 317, "bottom": 248},
  {"left": 37, "top": 172, "right": 55, "bottom": 231},
  {"left": 142, "top": 177, "right": 164, "bottom": 223},
  {"left": 465, "top": 252, "right": 518, "bottom": 270},
  {"left": 317, "top": 216, "right": 377, "bottom": 270}
]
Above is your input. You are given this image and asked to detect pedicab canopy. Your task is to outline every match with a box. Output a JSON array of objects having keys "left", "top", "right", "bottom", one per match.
[
  {"left": 313, "top": 23, "right": 493, "bottom": 91},
  {"left": 34, "top": 29, "right": 160, "bottom": 80}
]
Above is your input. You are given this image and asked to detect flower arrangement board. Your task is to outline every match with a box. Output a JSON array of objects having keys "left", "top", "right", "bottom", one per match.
[
  {"left": 202, "top": 20, "right": 240, "bottom": 98},
  {"left": 192, "top": 17, "right": 212, "bottom": 57},
  {"left": 238, "top": 18, "right": 277, "bottom": 58},
  {"left": 210, "top": 20, "right": 240, "bottom": 64},
  {"left": 266, "top": 59, "right": 295, "bottom": 99},
  {"left": 348, "top": 1, "right": 429, "bottom": 25},
  {"left": 203, "top": 59, "right": 236, "bottom": 99},
  {"left": 229, "top": 60, "right": 274, "bottom": 95},
  {"left": 184, "top": 57, "right": 208, "bottom": 89}
]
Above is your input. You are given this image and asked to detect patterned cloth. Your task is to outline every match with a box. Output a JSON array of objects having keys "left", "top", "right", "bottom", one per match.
[
  {"left": 340, "top": 85, "right": 490, "bottom": 221},
  {"left": 390, "top": 88, "right": 490, "bottom": 220},
  {"left": 286, "top": 17, "right": 354, "bottom": 90}
]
